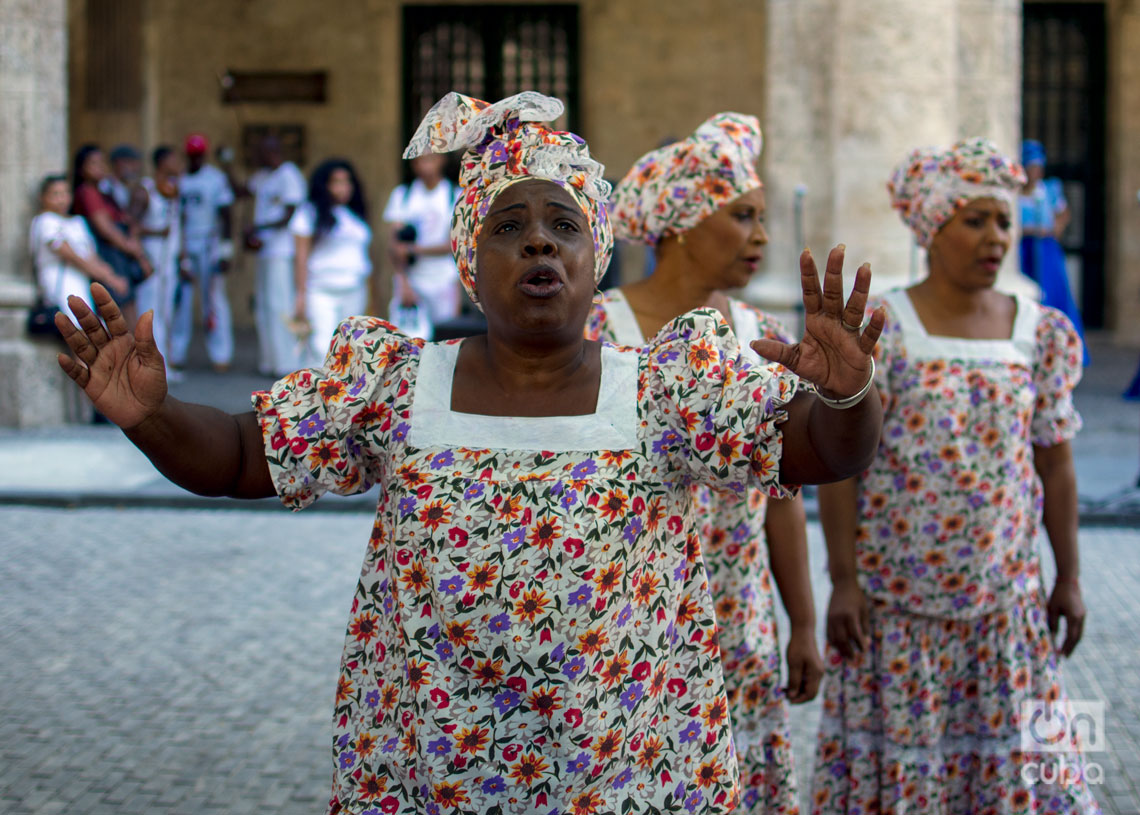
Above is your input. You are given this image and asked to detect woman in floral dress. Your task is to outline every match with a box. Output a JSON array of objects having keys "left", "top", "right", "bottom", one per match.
[
  {"left": 812, "top": 138, "right": 1100, "bottom": 815},
  {"left": 55, "top": 91, "right": 886, "bottom": 815},
  {"left": 587, "top": 113, "right": 821, "bottom": 815}
]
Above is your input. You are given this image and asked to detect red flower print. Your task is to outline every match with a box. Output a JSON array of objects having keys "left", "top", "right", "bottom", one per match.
[
  {"left": 715, "top": 431, "right": 742, "bottom": 466},
  {"left": 418, "top": 500, "right": 452, "bottom": 531},
  {"left": 466, "top": 562, "right": 498, "bottom": 592},
  {"left": 445, "top": 621, "right": 476, "bottom": 646},
  {"left": 577, "top": 626, "right": 609, "bottom": 656},
  {"left": 472, "top": 658, "right": 505, "bottom": 686},
  {"left": 509, "top": 752, "right": 549, "bottom": 786},
  {"left": 335, "top": 674, "right": 354, "bottom": 703},
  {"left": 633, "top": 571, "right": 660, "bottom": 606},
  {"left": 513, "top": 588, "right": 550, "bottom": 624},
  {"left": 529, "top": 516, "right": 561, "bottom": 549},
  {"left": 571, "top": 790, "right": 604, "bottom": 815},
  {"left": 432, "top": 781, "right": 469, "bottom": 806},
  {"left": 528, "top": 686, "right": 563, "bottom": 718},
  {"left": 600, "top": 449, "right": 634, "bottom": 467},
  {"left": 598, "top": 488, "right": 628, "bottom": 522},
  {"left": 400, "top": 562, "right": 429, "bottom": 592},
  {"left": 349, "top": 612, "right": 380, "bottom": 644},
  {"left": 455, "top": 725, "right": 490, "bottom": 756},
  {"left": 397, "top": 465, "right": 425, "bottom": 488},
  {"left": 592, "top": 728, "right": 624, "bottom": 762},
  {"left": 600, "top": 652, "right": 630, "bottom": 688},
  {"left": 405, "top": 659, "right": 431, "bottom": 691},
  {"left": 357, "top": 773, "right": 387, "bottom": 799},
  {"left": 695, "top": 759, "right": 726, "bottom": 788}
]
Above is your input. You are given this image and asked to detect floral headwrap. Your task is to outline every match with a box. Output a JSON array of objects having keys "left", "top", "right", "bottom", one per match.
[
  {"left": 887, "top": 137, "right": 1026, "bottom": 247},
  {"left": 403, "top": 91, "right": 612, "bottom": 304},
  {"left": 609, "top": 113, "right": 763, "bottom": 245}
]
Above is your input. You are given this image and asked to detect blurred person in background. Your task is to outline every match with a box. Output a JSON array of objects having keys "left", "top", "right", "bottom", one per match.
[
  {"left": 289, "top": 158, "right": 372, "bottom": 368},
  {"left": 590, "top": 113, "right": 821, "bottom": 815},
  {"left": 30, "top": 174, "right": 128, "bottom": 322},
  {"left": 383, "top": 152, "right": 461, "bottom": 337},
  {"left": 812, "top": 139, "right": 1098, "bottom": 815},
  {"left": 136, "top": 145, "right": 183, "bottom": 375},
  {"left": 1020, "top": 139, "right": 1088, "bottom": 365},
  {"left": 101, "top": 143, "right": 145, "bottom": 217},
  {"left": 245, "top": 136, "right": 306, "bottom": 377},
  {"left": 70, "top": 143, "right": 151, "bottom": 323},
  {"left": 175, "top": 132, "right": 236, "bottom": 374}
]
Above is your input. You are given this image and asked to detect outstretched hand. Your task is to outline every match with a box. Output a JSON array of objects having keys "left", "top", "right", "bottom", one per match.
[
  {"left": 751, "top": 246, "right": 885, "bottom": 399},
  {"left": 55, "top": 283, "right": 168, "bottom": 429}
]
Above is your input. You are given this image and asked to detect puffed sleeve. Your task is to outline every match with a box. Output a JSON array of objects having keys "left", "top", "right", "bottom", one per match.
[
  {"left": 867, "top": 295, "right": 901, "bottom": 417},
  {"left": 647, "top": 308, "right": 799, "bottom": 499},
  {"left": 1031, "top": 305, "right": 1084, "bottom": 446},
  {"left": 252, "top": 317, "right": 423, "bottom": 510}
]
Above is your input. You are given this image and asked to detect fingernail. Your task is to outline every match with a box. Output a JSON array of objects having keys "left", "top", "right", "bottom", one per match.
[{"left": 837, "top": 243, "right": 846, "bottom": 251}]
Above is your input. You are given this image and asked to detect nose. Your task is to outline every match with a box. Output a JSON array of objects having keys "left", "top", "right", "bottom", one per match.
[
  {"left": 521, "top": 221, "right": 557, "bottom": 257},
  {"left": 751, "top": 221, "right": 769, "bottom": 246}
]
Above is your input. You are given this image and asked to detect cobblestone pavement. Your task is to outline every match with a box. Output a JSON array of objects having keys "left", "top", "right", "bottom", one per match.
[{"left": 1, "top": 507, "right": 1137, "bottom": 814}]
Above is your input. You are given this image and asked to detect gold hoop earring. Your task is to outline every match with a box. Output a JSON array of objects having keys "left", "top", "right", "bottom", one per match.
[{"left": 677, "top": 233, "right": 686, "bottom": 245}]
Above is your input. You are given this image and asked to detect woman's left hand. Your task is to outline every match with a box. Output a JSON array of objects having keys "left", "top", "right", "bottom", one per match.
[
  {"left": 293, "top": 292, "right": 308, "bottom": 323},
  {"left": 1047, "top": 579, "right": 1086, "bottom": 657},
  {"left": 751, "top": 245, "right": 885, "bottom": 399},
  {"left": 784, "top": 626, "right": 824, "bottom": 704}
]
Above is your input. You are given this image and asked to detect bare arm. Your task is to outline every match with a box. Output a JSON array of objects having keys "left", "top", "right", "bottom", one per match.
[
  {"left": 754, "top": 247, "right": 885, "bottom": 485},
  {"left": 52, "top": 241, "right": 129, "bottom": 296},
  {"left": 818, "top": 478, "right": 870, "bottom": 658},
  {"left": 54, "top": 283, "right": 275, "bottom": 499},
  {"left": 765, "top": 495, "right": 823, "bottom": 702},
  {"left": 1034, "top": 441, "right": 1085, "bottom": 656},
  {"left": 293, "top": 233, "right": 312, "bottom": 319}
]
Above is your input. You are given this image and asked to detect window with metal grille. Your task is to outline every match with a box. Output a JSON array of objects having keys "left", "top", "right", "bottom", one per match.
[
  {"left": 1022, "top": 3, "right": 1107, "bottom": 328},
  {"left": 402, "top": 5, "right": 580, "bottom": 147},
  {"left": 84, "top": 0, "right": 143, "bottom": 111}
]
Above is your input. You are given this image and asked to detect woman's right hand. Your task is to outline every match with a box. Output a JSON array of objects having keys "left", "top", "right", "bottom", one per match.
[
  {"left": 826, "top": 577, "right": 870, "bottom": 659},
  {"left": 55, "top": 282, "right": 168, "bottom": 430},
  {"left": 397, "top": 275, "right": 419, "bottom": 308}
]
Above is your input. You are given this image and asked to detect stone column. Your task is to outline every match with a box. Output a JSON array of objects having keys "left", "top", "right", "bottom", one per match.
[
  {"left": 751, "top": 0, "right": 1027, "bottom": 326},
  {"left": 0, "top": 0, "right": 84, "bottom": 426}
]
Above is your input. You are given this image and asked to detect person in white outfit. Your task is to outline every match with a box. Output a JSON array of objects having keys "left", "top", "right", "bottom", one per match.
[
  {"left": 290, "top": 158, "right": 372, "bottom": 368},
  {"left": 383, "top": 152, "right": 461, "bottom": 336},
  {"left": 30, "top": 175, "right": 129, "bottom": 321},
  {"left": 175, "top": 133, "right": 236, "bottom": 373},
  {"left": 136, "top": 146, "right": 182, "bottom": 372},
  {"left": 246, "top": 137, "right": 306, "bottom": 377}
]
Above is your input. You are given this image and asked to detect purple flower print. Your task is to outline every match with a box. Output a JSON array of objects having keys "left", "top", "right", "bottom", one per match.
[
  {"left": 488, "top": 613, "right": 510, "bottom": 633},
  {"left": 502, "top": 527, "right": 525, "bottom": 551},
  {"left": 678, "top": 720, "right": 702, "bottom": 744},
  {"left": 435, "top": 641, "right": 454, "bottom": 660},
  {"left": 464, "top": 482, "right": 485, "bottom": 500},
  {"left": 619, "top": 682, "right": 644, "bottom": 711},
  {"left": 482, "top": 776, "right": 505, "bottom": 794},
  {"left": 612, "top": 768, "right": 633, "bottom": 789},
  {"left": 622, "top": 517, "right": 643, "bottom": 543},
  {"left": 339, "top": 750, "right": 357, "bottom": 769},
  {"left": 392, "top": 422, "right": 410, "bottom": 442},
  {"left": 296, "top": 415, "right": 326, "bottom": 437},
  {"left": 430, "top": 450, "right": 455, "bottom": 470},
  {"left": 652, "top": 430, "right": 682, "bottom": 455},
  {"left": 571, "top": 459, "right": 597, "bottom": 478},
  {"left": 438, "top": 575, "right": 464, "bottom": 595},
  {"left": 365, "top": 690, "right": 380, "bottom": 708},
  {"left": 616, "top": 604, "right": 633, "bottom": 627},
  {"left": 398, "top": 496, "right": 416, "bottom": 517},
  {"left": 567, "top": 584, "right": 593, "bottom": 607},
  {"left": 566, "top": 751, "right": 592, "bottom": 774},
  {"left": 493, "top": 689, "right": 521, "bottom": 714},
  {"left": 562, "top": 656, "right": 587, "bottom": 679},
  {"left": 427, "top": 736, "right": 451, "bottom": 757}
]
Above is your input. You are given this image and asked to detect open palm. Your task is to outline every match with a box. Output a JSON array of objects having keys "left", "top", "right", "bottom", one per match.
[
  {"left": 55, "top": 283, "right": 168, "bottom": 429},
  {"left": 751, "top": 246, "right": 885, "bottom": 398}
]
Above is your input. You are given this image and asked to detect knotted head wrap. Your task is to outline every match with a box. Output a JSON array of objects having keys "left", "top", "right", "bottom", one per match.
[
  {"left": 609, "top": 113, "right": 763, "bottom": 245},
  {"left": 887, "top": 137, "right": 1026, "bottom": 248},
  {"left": 403, "top": 91, "right": 612, "bottom": 304}
]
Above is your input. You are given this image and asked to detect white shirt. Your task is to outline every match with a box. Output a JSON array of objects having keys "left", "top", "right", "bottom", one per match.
[
  {"left": 140, "top": 177, "right": 182, "bottom": 271},
  {"left": 99, "top": 176, "right": 132, "bottom": 211},
  {"left": 180, "top": 164, "right": 234, "bottom": 246},
  {"left": 382, "top": 178, "right": 460, "bottom": 286},
  {"left": 289, "top": 203, "right": 372, "bottom": 288},
  {"left": 252, "top": 161, "right": 307, "bottom": 258},
  {"left": 29, "top": 211, "right": 98, "bottom": 313}
]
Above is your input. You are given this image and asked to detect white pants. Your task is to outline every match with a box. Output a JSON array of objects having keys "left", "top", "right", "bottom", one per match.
[
  {"left": 302, "top": 283, "right": 368, "bottom": 368},
  {"left": 134, "top": 261, "right": 176, "bottom": 363},
  {"left": 255, "top": 255, "right": 300, "bottom": 377},
  {"left": 406, "top": 269, "right": 462, "bottom": 325},
  {"left": 168, "top": 243, "right": 234, "bottom": 367}
]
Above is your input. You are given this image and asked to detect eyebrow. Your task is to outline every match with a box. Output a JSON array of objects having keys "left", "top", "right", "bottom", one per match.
[{"left": 487, "top": 200, "right": 583, "bottom": 218}]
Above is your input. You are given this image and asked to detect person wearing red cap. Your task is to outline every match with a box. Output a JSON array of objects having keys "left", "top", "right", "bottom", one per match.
[{"left": 174, "top": 132, "right": 235, "bottom": 373}]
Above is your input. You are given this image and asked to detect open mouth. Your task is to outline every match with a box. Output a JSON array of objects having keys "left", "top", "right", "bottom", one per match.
[{"left": 517, "top": 265, "right": 565, "bottom": 298}]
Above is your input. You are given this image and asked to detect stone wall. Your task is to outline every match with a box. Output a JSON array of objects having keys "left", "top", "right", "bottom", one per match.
[{"left": 1107, "top": 0, "right": 1140, "bottom": 343}]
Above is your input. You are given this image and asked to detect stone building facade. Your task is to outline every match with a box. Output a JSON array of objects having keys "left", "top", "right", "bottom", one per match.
[{"left": 2, "top": 0, "right": 1139, "bottom": 424}]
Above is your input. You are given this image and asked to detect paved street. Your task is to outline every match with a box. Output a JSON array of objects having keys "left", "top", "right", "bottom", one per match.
[{"left": 1, "top": 506, "right": 1137, "bottom": 814}]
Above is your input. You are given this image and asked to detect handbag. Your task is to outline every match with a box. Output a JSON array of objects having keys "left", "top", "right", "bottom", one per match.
[{"left": 25, "top": 251, "right": 66, "bottom": 338}]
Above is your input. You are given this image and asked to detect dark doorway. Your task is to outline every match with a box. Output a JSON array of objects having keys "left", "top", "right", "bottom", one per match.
[
  {"left": 1022, "top": 2, "right": 1107, "bottom": 328},
  {"left": 402, "top": 4, "right": 580, "bottom": 149}
]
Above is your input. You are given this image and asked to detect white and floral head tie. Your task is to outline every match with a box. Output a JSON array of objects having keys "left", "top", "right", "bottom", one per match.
[
  {"left": 887, "top": 137, "right": 1026, "bottom": 247},
  {"left": 609, "top": 112, "right": 763, "bottom": 246},
  {"left": 403, "top": 91, "right": 613, "bottom": 304}
]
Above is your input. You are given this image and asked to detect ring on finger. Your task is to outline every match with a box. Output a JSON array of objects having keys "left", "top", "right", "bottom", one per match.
[{"left": 841, "top": 318, "right": 862, "bottom": 332}]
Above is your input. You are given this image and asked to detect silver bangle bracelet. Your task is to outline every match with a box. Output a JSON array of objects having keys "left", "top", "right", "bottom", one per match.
[{"left": 815, "top": 359, "right": 876, "bottom": 410}]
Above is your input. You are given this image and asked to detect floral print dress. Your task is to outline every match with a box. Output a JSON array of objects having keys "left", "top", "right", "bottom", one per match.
[
  {"left": 810, "top": 289, "right": 1101, "bottom": 815},
  {"left": 253, "top": 309, "right": 799, "bottom": 815},
  {"left": 587, "top": 290, "right": 802, "bottom": 815}
]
